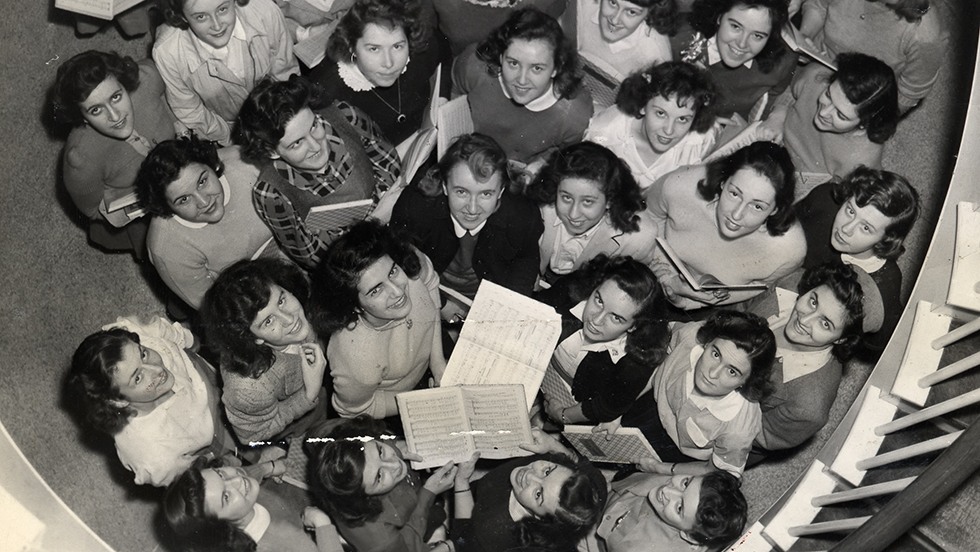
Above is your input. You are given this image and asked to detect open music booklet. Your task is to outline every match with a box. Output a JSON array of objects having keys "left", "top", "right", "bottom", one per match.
[{"left": 656, "top": 238, "right": 768, "bottom": 291}]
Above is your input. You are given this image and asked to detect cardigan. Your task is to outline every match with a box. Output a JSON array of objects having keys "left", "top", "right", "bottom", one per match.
[
  {"left": 432, "top": 0, "right": 569, "bottom": 55},
  {"left": 334, "top": 470, "right": 440, "bottom": 552},
  {"left": 538, "top": 204, "right": 659, "bottom": 277},
  {"left": 390, "top": 185, "right": 544, "bottom": 297}
]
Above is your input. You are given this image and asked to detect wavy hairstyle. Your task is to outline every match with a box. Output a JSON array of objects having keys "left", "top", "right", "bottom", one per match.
[
  {"left": 67, "top": 328, "right": 141, "bottom": 435},
  {"left": 234, "top": 76, "right": 332, "bottom": 162},
  {"left": 51, "top": 50, "right": 141, "bottom": 127},
  {"left": 697, "top": 141, "right": 797, "bottom": 236},
  {"left": 200, "top": 259, "right": 312, "bottom": 378},
  {"left": 136, "top": 136, "right": 224, "bottom": 217},
  {"left": 882, "top": 0, "right": 930, "bottom": 22},
  {"left": 475, "top": 8, "right": 583, "bottom": 99},
  {"left": 164, "top": 457, "right": 257, "bottom": 552},
  {"left": 797, "top": 263, "right": 866, "bottom": 361},
  {"left": 605, "top": 0, "right": 679, "bottom": 35},
  {"left": 528, "top": 141, "right": 645, "bottom": 233},
  {"left": 696, "top": 310, "right": 776, "bottom": 402},
  {"left": 417, "top": 133, "right": 510, "bottom": 197},
  {"left": 830, "top": 53, "right": 899, "bottom": 144},
  {"left": 831, "top": 166, "right": 920, "bottom": 260},
  {"left": 615, "top": 61, "right": 717, "bottom": 133},
  {"left": 159, "top": 0, "right": 250, "bottom": 29},
  {"left": 327, "top": 0, "right": 429, "bottom": 62},
  {"left": 690, "top": 470, "right": 747, "bottom": 548},
  {"left": 309, "top": 220, "right": 422, "bottom": 336},
  {"left": 688, "top": 0, "right": 789, "bottom": 73}
]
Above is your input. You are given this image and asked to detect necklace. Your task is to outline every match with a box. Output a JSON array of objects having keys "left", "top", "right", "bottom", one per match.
[{"left": 371, "top": 79, "right": 406, "bottom": 123}]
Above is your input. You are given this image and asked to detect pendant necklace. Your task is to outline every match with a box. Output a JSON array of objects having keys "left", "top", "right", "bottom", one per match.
[{"left": 371, "top": 79, "right": 406, "bottom": 123}]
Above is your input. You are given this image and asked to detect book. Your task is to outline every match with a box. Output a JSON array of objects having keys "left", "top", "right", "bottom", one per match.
[
  {"left": 99, "top": 191, "right": 146, "bottom": 228},
  {"left": 304, "top": 198, "right": 374, "bottom": 234},
  {"left": 440, "top": 280, "right": 563, "bottom": 409},
  {"left": 55, "top": 0, "right": 143, "bottom": 20},
  {"left": 538, "top": 359, "right": 577, "bottom": 411},
  {"left": 781, "top": 23, "right": 837, "bottom": 71},
  {"left": 656, "top": 238, "right": 768, "bottom": 291},
  {"left": 436, "top": 95, "right": 474, "bottom": 160},
  {"left": 396, "top": 384, "right": 534, "bottom": 469},
  {"left": 562, "top": 425, "right": 660, "bottom": 465}
]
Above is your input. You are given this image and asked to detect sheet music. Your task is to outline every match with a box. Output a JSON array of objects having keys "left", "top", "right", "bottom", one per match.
[
  {"left": 55, "top": 0, "right": 142, "bottom": 19},
  {"left": 436, "top": 95, "right": 474, "bottom": 159}
]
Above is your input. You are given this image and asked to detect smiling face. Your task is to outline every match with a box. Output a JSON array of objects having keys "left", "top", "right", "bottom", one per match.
[
  {"left": 646, "top": 473, "right": 703, "bottom": 533},
  {"left": 444, "top": 163, "right": 503, "bottom": 231},
  {"left": 715, "top": 168, "right": 777, "bottom": 239},
  {"left": 357, "top": 255, "right": 413, "bottom": 326},
  {"left": 360, "top": 439, "right": 408, "bottom": 496},
  {"left": 182, "top": 0, "right": 238, "bottom": 49},
  {"left": 784, "top": 285, "right": 848, "bottom": 350},
  {"left": 500, "top": 38, "right": 557, "bottom": 105},
  {"left": 831, "top": 198, "right": 892, "bottom": 259},
  {"left": 249, "top": 284, "right": 313, "bottom": 348},
  {"left": 165, "top": 162, "right": 226, "bottom": 223},
  {"left": 581, "top": 279, "right": 640, "bottom": 344},
  {"left": 201, "top": 466, "right": 261, "bottom": 524},
  {"left": 693, "top": 338, "right": 752, "bottom": 396},
  {"left": 714, "top": 5, "right": 773, "bottom": 68},
  {"left": 510, "top": 460, "right": 574, "bottom": 517},
  {"left": 110, "top": 340, "right": 175, "bottom": 405},
  {"left": 80, "top": 76, "right": 135, "bottom": 140},
  {"left": 642, "top": 94, "right": 697, "bottom": 154},
  {"left": 556, "top": 177, "right": 608, "bottom": 236},
  {"left": 354, "top": 22, "right": 410, "bottom": 88},
  {"left": 814, "top": 82, "right": 862, "bottom": 134},
  {"left": 599, "top": 0, "right": 650, "bottom": 43},
  {"left": 274, "top": 108, "right": 331, "bottom": 172}
]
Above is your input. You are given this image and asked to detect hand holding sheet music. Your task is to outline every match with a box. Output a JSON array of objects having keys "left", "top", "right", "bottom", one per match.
[{"left": 656, "top": 238, "right": 768, "bottom": 291}]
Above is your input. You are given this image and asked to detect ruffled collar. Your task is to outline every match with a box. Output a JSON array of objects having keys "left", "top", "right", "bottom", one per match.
[{"left": 338, "top": 61, "right": 376, "bottom": 92}]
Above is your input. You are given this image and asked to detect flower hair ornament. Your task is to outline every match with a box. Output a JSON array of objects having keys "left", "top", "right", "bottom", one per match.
[{"left": 680, "top": 32, "right": 709, "bottom": 68}]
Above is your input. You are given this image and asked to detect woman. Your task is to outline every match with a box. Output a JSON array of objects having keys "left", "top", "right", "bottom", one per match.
[
  {"left": 308, "top": 0, "right": 449, "bottom": 145},
  {"left": 645, "top": 141, "right": 806, "bottom": 310},
  {"left": 571, "top": 0, "right": 676, "bottom": 83},
  {"left": 760, "top": 52, "right": 900, "bottom": 190},
  {"left": 52, "top": 50, "right": 178, "bottom": 255},
  {"left": 452, "top": 8, "right": 594, "bottom": 166},
  {"left": 799, "top": 0, "right": 947, "bottom": 112},
  {"left": 235, "top": 76, "right": 402, "bottom": 270},
  {"left": 529, "top": 141, "right": 659, "bottom": 288},
  {"left": 136, "top": 137, "right": 281, "bottom": 309},
  {"left": 154, "top": 0, "right": 299, "bottom": 144},
  {"left": 308, "top": 415, "right": 456, "bottom": 552},
  {"left": 586, "top": 60, "right": 719, "bottom": 189},
  {"left": 165, "top": 457, "right": 342, "bottom": 552},
  {"left": 535, "top": 255, "right": 670, "bottom": 428},
  {"left": 67, "top": 316, "right": 235, "bottom": 487},
  {"left": 201, "top": 259, "right": 328, "bottom": 448},
  {"left": 674, "top": 0, "right": 796, "bottom": 120},
  {"left": 632, "top": 310, "right": 775, "bottom": 477},
  {"left": 795, "top": 166, "right": 920, "bottom": 356},
  {"left": 310, "top": 220, "right": 446, "bottom": 419}
]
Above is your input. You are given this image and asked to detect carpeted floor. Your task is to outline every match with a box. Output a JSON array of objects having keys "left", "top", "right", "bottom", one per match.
[{"left": 0, "top": 2, "right": 976, "bottom": 551}]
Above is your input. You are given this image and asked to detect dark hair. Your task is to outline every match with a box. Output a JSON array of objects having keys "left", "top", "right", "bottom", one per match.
[
  {"left": 831, "top": 167, "right": 919, "bottom": 260},
  {"left": 418, "top": 133, "right": 509, "bottom": 197},
  {"left": 234, "top": 76, "right": 332, "bottom": 162},
  {"left": 164, "top": 457, "right": 257, "bottom": 552},
  {"left": 514, "top": 453, "right": 608, "bottom": 551},
  {"left": 528, "top": 141, "right": 645, "bottom": 234},
  {"left": 326, "top": 0, "right": 429, "bottom": 62},
  {"left": 136, "top": 136, "right": 224, "bottom": 217},
  {"left": 689, "top": 471, "right": 747, "bottom": 548},
  {"left": 616, "top": 61, "right": 717, "bottom": 133},
  {"left": 696, "top": 310, "right": 776, "bottom": 402},
  {"left": 68, "top": 328, "right": 140, "bottom": 434},
  {"left": 797, "top": 263, "right": 866, "bottom": 361},
  {"left": 309, "top": 220, "right": 423, "bottom": 336},
  {"left": 562, "top": 255, "right": 670, "bottom": 365},
  {"left": 882, "top": 0, "right": 930, "bottom": 22},
  {"left": 51, "top": 50, "right": 141, "bottom": 126},
  {"left": 201, "top": 259, "right": 312, "bottom": 378},
  {"left": 697, "top": 141, "right": 797, "bottom": 236},
  {"left": 830, "top": 53, "right": 899, "bottom": 144},
  {"left": 688, "top": 0, "right": 789, "bottom": 73},
  {"left": 612, "top": 0, "right": 679, "bottom": 35},
  {"left": 308, "top": 415, "right": 393, "bottom": 527},
  {"left": 475, "top": 8, "right": 583, "bottom": 99},
  {"left": 159, "top": 0, "right": 250, "bottom": 29}
]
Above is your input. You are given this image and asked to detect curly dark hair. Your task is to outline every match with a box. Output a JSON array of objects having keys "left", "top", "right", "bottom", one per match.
[
  {"left": 51, "top": 50, "right": 141, "bottom": 127},
  {"left": 309, "top": 220, "right": 423, "bottom": 336},
  {"left": 615, "top": 61, "right": 717, "bottom": 133},
  {"left": 68, "top": 328, "right": 141, "bottom": 435},
  {"left": 326, "top": 0, "right": 429, "bottom": 62},
  {"left": 234, "top": 76, "right": 332, "bottom": 162},
  {"left": 200, "top": 258, "right": 312, "bottom": 378},
  {"left": 528, "top": 141, "right": 645, "bottom": 234},
  {"left": 475, "top": 8, "right": 583, "bottom": 99},
  {"left": 696, "top": 310, "right": 776, "bottom": 402},
  {"left": 697, "top": 141, "right": 797, "bottom": 236},
  {"left": 831, "top": 166, "right": 919, "bottom": 260},
  {"left": 883, "top": 0, "right": 930, "bottom": 23},
  {"left": 689, "top": 470, "right": 747, "bottom": 548},
  {"left": 828, "top": 53, "right": 900, "bottom": 144},
  {"left": 159, "top": 0, "right": 250, "bottom": 30},
  {"left": 688, "top": 0, "right": 789, "bottom": 74},
  {"left": 797, "top": 263, "right": 866, "bottom": 361},
  {"left": 164, "top": 457, "right": 258, "bottom": 552},
  {"left": 135, "top": 136, "right": 224, "bottom": 218},
  {"left": 601, "top": 0, "right": 679, "bottom": 35}
]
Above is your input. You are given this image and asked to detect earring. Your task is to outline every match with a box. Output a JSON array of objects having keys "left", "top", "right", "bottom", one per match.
[
  {"left": 351, "top": 52, "right": 357, "bottom": 63},
  {"left": 402, "top": 55, "right": 410, "bottom": 74}
]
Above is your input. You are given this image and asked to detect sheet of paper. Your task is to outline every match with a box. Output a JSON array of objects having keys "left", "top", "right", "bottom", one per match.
[
  {"left": 55, "top": 0, "right": 143, "bottom": 19},
  {"left": 436, "top": 95, "right": 474, "bottom": 159}
]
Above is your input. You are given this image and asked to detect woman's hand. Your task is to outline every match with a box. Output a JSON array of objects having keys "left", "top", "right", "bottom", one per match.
[
  {"left": 520, "top": 428, "right": 573, "bottom": 456},
  {"left": 300, "top": 342, "right": 327, "bottom": 401},
  {"left": 592, "top": 419, "right": 622, "bottom": 440},
  {"left": 423, "top": 461, "right": 459, "bottom": 495},
  {"left": 755, "top": 117, "right": 785, "bottom": 143},
  {"left": 542, "top": 397, "right": 567, "bottom": 424},
  {"left": 302, "top": 507, "right": 333, "bottom": 529},
  {"left": 455, "top": 452, "right": 480, "bottom": 487},
  {"left": 635, "top": 456, "right": 671, "bottom": 475}
]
